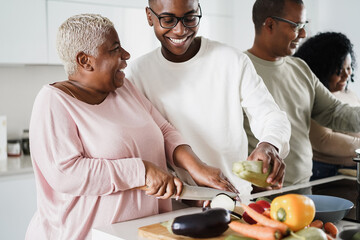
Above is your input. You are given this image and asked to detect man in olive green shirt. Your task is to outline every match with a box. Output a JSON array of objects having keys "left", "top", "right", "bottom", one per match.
[{"left": 244, "top": 0, "right": 360, "bottom": 186}]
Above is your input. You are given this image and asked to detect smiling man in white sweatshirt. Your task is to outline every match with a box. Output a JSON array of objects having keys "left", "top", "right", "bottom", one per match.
[{"left": 126, "top": 0, "right": 291, "bottom": 196}]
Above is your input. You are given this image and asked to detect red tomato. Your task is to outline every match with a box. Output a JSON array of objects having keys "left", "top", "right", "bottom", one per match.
[
  {"left": 242, "top": 203, "right": 264, "bottom": 224},
  {"left": 256, "top": 200, "right": 271, "bottom": 209}
]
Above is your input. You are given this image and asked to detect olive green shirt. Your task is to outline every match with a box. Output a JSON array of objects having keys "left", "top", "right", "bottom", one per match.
[{"left": 244, "top": 51, "right": 360, "bottom": 185}]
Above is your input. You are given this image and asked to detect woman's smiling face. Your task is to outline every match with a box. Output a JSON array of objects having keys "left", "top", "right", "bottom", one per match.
[
  {"left": 328, "top": 53, "right": 352, "bottom": 92},
  {"left": 91, "top": 27, "right": 130, "bottom": 92}
]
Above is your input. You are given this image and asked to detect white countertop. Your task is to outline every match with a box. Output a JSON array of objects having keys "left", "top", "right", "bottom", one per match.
[
  {"left": 92, "top": 175, "right": 360, "bottom": 240},
  {"left": 92, "top": 207, "right": 201, "bottom": 240},
  {"left": 0, "top": 155, "right": 33, "bottom": 177}
]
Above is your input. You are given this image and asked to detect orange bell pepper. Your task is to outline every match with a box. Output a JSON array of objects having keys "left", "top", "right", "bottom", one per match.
[{"left": 270, "top": 194, "right": 315, "bottom": 231}]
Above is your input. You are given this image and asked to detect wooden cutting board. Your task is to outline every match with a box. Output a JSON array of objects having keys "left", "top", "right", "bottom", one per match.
[
  {"left": 138, "top": 222, "right": 239, "bottom": 240},
  {"left": 338, "top": 168, "right": 357, "bottom": 177}
]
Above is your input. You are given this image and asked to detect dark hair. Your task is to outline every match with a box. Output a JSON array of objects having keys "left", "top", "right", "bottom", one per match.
[
  {"left": 148, "top": 0, "right": 199, "bottom": 7},
  {"left": 294, "top": 32, "right": 356, "bottom": 89},
  {"left": 252, "top": 0, "right": 304, "bottom": 34}
]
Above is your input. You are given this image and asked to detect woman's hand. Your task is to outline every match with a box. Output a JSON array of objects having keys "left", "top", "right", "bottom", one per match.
[
  {"left": 247, "top": 142, "right": 286, "bottom": 189},
  {"left": 142, "top": 160, "right": 183, "bottom": 199}
]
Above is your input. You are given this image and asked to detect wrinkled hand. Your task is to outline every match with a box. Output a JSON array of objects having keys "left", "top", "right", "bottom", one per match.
[
  {"left": 142, "top": 161, "right": 182, "bottom": 199},
  {"left": 247, "top": 142, "right": 285, "bottom": 189}
]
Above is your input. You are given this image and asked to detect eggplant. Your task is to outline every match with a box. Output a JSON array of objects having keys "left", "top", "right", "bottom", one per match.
[{"left": 166, "top": 208, "right": 232, "bottom": 238}]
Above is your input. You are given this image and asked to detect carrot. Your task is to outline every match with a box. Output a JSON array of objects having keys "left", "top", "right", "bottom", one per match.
[
  {"left": 262, "top": 208, "right": 271, "bottom": 218},
  {"left": 241, "top": 203, "right": 290, "bottom": 235},
  {"left": 229, "top": 221, "right": 282, "bottom": 240},
  {"left": 324, "top": 222, "right": 338, "bottom": 238},
  {"left": 309, "top": 219, "right": 324, "bottom": 229},
  {"left": 326, "top": 233, "right": 334, "bottom": 240}
]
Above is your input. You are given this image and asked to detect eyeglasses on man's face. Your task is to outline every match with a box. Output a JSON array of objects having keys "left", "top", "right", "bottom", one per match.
[
  {"left": 270, "top": 16, "right": 308, "bottom": 33},
  {"left": 148, "top": 4, "right": 202, "bottom": 29}
]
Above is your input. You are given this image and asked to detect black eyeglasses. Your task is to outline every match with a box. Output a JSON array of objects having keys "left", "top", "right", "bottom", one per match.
[
  {"left": 271, "top": 16, "right": 308, "bottom": 33},
  {"left": 148, "top": 4, "right": 202, "bottom": 29}
]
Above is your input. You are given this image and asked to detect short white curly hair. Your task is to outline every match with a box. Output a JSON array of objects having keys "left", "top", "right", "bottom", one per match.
[{"left": 56, "top": 13, "right": 114, "bottom": 76}]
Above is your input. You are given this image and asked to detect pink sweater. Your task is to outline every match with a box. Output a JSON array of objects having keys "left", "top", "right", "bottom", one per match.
[
  {"left": 310, "top": 89, "right": 360, "bottom": 166},
  {"left": 25, "top": 79, "right": 185, "bottom": 240}
]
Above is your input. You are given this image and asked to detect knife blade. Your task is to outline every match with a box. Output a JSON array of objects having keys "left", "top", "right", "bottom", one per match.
[{"left": 171, "top": 185, "right": 238, "bottom": 201}]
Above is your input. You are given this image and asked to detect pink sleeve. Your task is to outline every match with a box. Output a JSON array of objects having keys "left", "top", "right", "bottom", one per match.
[
  {"left": 309, "top": 119, "right": 360, "bottom": 158},
  {"left": 30, "top": 89, "right": 146, "bottom": 196}
]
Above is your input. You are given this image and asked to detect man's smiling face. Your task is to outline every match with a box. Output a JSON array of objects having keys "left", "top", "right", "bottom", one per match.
[{"left": 146, "top": 0, "right": 200, "bottom": 62}]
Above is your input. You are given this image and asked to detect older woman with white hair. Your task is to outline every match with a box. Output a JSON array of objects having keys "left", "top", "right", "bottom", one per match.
[{"left": 25, "top": 13, "right": 235, "bottom": 240}]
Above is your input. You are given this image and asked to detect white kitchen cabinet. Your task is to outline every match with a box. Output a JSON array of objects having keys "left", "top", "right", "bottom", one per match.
[
  {"left": 0, "top": 174, "right": 36, "bottom": 240},
  {"left": 47, "top": 0, "right": 158, "bottom": 64},
  {"left": 0, "top": 0, "right": 47, "bottom": 64},
  {"left": 0, "top": 0, "right": 236, "bottom": 65}
]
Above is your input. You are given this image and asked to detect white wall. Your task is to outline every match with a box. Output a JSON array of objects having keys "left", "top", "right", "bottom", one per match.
[
  {"left": 0, "top": 65, "right": 66, "bottom": 139},
  {"left": 232, "top": 0, "right": 256, "bottom": 51}
]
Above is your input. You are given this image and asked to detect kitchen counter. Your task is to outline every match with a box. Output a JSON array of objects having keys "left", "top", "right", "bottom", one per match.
[
  {"left": 0, "top": 155, "right": 33, "bottom": 178},
  {"left": 92, "top": 175, "right": 360, "bottom": 240},
  {"left": 92, "top": 207, "right": 359, "bottom": 240},
  {"left": 92, "top": 207, "right": 201, "bottom": 240}
]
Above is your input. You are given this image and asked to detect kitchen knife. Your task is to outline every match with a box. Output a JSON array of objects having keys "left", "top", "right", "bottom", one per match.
[
  {"left": 171, "top": 185, "right": 238, "bottom": 201},
  {"left": 137, "top": 184, "right": 238, "bottom": 201}
]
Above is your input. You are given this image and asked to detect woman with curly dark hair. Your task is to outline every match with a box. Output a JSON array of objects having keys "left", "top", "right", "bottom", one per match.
[{"left": 295, "top": 32, "right": 360, "bottom": 180}]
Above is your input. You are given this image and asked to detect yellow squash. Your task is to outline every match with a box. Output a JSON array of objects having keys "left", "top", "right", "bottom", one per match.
[
  {"left": 232, "top": 160, "right": 272, "bottom": 188},
  {"left": 270, "top": 194, "right": 315, "bottom": 231}
]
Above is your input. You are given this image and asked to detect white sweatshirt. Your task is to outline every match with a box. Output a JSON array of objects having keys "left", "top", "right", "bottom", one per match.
[{"left": 126, "top": 37, "right": 290, "bottom": 195}]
